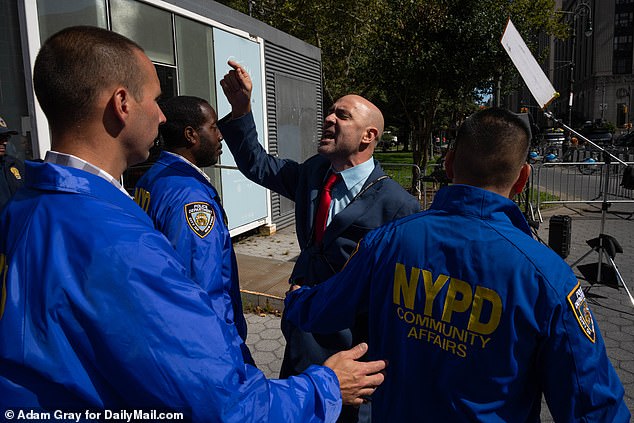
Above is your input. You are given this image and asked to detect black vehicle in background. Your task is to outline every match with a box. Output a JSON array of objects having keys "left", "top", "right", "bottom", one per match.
[
  {"left": 539, "top": 128, "right": 565, "bottom": 146},
  {"left": 614, "top": 132, "right": 634, "bottom": 153},
  {"left": 580, "top": 121, "right": 614, "bottom": 147},
  {"left": 582, "top": 129, "right": 613, "bottom": 147}
]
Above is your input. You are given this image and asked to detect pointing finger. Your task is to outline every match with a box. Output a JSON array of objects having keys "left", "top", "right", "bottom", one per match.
[{"left": 228, "top": 59, "right": 242, "bottom": 71}]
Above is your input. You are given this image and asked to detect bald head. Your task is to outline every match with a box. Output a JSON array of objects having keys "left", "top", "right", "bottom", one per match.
[
  {"left": 320, "top": 94, "right": 384, "bottom": 170},
  {"left": 338, "top": 94, "right": 384, "bottom": 140},
  {"left": 448, "top": 108, "right": 530, "bottom": 195}
]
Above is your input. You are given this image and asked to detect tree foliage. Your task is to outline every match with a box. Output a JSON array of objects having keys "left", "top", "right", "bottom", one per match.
[
  {"left": 367, "top": 0, "right": 567, "bottom": 167},
  {"left": 215, "top": 0, "right": 567, "bottom": 168},
  {"left": 216, "top": 0, "right": 387, "bottom": 103}
]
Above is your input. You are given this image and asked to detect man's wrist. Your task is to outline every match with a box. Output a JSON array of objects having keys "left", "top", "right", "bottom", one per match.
[{"left": 230, "top": 103, "right": 251, "bottom": 120}]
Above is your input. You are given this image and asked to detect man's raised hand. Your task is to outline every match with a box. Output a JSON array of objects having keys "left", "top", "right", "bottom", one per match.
[{"left": 220, "top": 60, "right": 252, "bottom": 119}]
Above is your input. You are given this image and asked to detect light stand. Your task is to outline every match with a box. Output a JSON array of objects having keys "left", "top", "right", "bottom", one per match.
[
  {"left": 522, "top": 171, "right": 537, "bottom": 224},
  {"left": 544, "top": 111, "right": 634, "bottom": 308},
  {"left": 520, "top": 160, "right": 544, "bottom": 242},
  {"left": 501, "top": 18, "right": 633, "bottom": 306},
  {"left": 517, "top": 112, "right": 540, "bottom": 230}
]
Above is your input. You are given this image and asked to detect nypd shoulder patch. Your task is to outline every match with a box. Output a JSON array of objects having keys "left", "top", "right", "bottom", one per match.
[
  {"left": 10, "top": 166, "right": 21, "bottom": 180},
  {"left": 567, "top": 282, "right": 596, "bottom": 343},
  {"left": 185, "top": 202, "right": 215, "bottom": 238}
]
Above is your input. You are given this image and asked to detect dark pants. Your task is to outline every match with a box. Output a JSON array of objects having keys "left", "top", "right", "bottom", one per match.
[{"left": 280, "top": 317, "right": 371, "bottom": 423}]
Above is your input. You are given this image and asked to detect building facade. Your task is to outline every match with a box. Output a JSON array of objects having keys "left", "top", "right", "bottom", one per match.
[{"left": 508, "top": 0, "right": 634, "bottom": 134}]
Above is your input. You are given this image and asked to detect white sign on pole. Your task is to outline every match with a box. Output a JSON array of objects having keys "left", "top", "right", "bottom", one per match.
[{"left": 501, "top": 19, "right": 558, "bottom": 109}]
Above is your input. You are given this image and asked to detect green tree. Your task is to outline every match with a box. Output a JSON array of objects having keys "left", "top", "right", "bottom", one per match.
[
  {"left": 368, "top": 0, "right": 566, "bottom": 172},
  {"left": 216, "top": 0, "right": 566, "bottom": 175},
  {"left": 216, "top": 0, "right": 388, "bottom": 104}
]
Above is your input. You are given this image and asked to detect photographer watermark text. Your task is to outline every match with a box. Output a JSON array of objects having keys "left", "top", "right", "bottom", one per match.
[{"left": 3, "top": 408, "right": 184, "bottom": 422}]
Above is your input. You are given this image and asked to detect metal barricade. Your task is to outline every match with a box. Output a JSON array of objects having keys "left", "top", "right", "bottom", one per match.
[
  {"left": 382, "top": 156, "right": 634, "bottom": 219},
  {"left": 534, "top": 161, "right": 634, "bottom": 219},
  {"left": 380, "top": 162, "right": 423, "bottom": 201},
  {"left": 420, "top": 163, "right": 449, "bottom": 209},
  {"left": 419, "top": 163, "right": 539, "bottom": 215},
  {"left": 516, "top": 163, "right": 538, "bottom": 222}
]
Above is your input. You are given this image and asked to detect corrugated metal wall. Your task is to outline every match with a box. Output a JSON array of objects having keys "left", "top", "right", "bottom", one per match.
[{"left": 264, "top": 42, "right": 323, "bottom": 229}]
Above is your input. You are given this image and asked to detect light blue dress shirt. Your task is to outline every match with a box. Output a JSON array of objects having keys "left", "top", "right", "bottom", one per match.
[{"left": 327, "top": 158, "right": 375, "bottom": 225}]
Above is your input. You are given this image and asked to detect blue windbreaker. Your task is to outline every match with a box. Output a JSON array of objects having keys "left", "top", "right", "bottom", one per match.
[
  {"left": 286, "top": 184, "right": 629, "bottom": 422},
  {"left": 0, "top": 161, "right": 341, "bottom": 422},
  {"left": 135, "top": 151, "right": 252, "bottom": 364}
]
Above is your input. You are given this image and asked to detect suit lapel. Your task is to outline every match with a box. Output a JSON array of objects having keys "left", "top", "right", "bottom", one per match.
[{"left": 321, "top": 162, "right": 386, "bottom": 247}]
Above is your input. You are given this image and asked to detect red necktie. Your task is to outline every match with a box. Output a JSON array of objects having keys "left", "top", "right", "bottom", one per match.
[{"left": 314, "top": 172, "right": 341, "bottom": 244}]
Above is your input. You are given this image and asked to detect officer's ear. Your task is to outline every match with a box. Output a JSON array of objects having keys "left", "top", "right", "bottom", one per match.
[
  {"left": 184, "top": 126, "right": 198, "bottom": 147},
  {"left": 109, "top": 86, "right": 130, "bottom": 126},
  {"left": 444, "top": 149, "right": 455, "bottom": 181},
  {"left": 511, "top": 163, "right": 531, "bottom": 197},
  {"left": 102, "top": 87, "right": 128, "bottom": 137}
]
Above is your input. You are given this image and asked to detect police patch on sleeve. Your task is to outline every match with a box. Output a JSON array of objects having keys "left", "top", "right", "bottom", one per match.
[
  {"left": 185, "top": 202, "right": 215, "bottom": 238},
  {"left": 567, "top": 282, "right": 595, "bottom": 343},
  {"left": 10, "top": 167, "right": 21, "bottom": 180}
]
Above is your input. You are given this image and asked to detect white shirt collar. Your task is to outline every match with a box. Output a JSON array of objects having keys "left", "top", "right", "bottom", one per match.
[
  {"left": 44, "top": 151, "right": 130, "bottom": 197},
  {"left": 163, "top": 151, "right": 212, "bottom": 184}
]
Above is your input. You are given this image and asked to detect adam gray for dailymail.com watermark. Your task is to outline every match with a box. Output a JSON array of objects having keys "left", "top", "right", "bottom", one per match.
[{"left": 3, "top": 408, "right": 185, "bottom": 422}]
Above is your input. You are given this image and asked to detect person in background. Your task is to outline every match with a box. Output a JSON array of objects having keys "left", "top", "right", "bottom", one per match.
[
  {"left": 134, "top": 95, "right": 252, "bottom": 364},
  {"left": 0, "top": 116, "right": 24, "bottom": 210},
  {"left": 219, "top": 61, "right": 420, "bottom": 422},
  {"left": 284, "top": 107, "right": 629, "bottom": 422},
  {"left": 0, "top": 25, "right": 386, "bottom": 422}
]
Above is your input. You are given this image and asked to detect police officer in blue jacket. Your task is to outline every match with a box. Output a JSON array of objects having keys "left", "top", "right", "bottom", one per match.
[
  {"left": 0, "top": 26, "right": 386, "bottom": 422},
  {"left": 134, "top": 96, "right": 253, "bottom": 365},
  {"left": 285, "top": 108, "right": 630, "bottom": 422},
  {"left": 0, "top": 116, "right": 24, "bottom": 210}
]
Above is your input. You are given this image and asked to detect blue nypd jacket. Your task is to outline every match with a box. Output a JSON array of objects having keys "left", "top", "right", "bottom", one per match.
[
  {"left": 285, "top": 184, "right": 630, "bottom": 422},
  {"left": 134, "top": 151, "right": 252, "bottom": 364},
  {"left": 0, "top": 161, "right": 341, "bottom": 422}
]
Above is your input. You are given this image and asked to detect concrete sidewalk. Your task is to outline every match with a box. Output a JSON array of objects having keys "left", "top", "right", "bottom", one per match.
[
  {"left": 234, "top": 227, "right": 298, "bottom": 378},
  {"left": 234, "top": 226, "right": 299, "bottom": 313},
  {"left": 234, "top": 203, "right": 634, "bottom": 416}
]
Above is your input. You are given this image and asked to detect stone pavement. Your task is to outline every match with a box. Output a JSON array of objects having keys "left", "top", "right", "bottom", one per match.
[
  {"left": 244, "top": 313, "right": 286, "bottom": 378},
  {"left": 234, "top": 227, "right": 298, "bottom": 378},
  {"left": 536, "top": 203, "right": 634, "bottom": 420},
  {"left": 234, "top": 202, "right": 634, "bottom": 416}
]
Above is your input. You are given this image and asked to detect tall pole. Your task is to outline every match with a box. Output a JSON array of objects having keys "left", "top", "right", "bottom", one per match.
[
  {"left": 568, "top": 14, "right": 578, "bottom": 129},
  {"left": 625, "top": 84, "right": 632, "bottom": 133},
  {"left": 601, "top": 79, "right": 606, "bottom": 121},
  {"left": 565, "top": 0, "right": 593, "bottom": 133},
  {"left": 564, "top": 13, "right": 578, "bottom": 157}
]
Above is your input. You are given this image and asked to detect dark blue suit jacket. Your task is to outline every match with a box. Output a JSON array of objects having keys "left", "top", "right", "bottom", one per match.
[{"left": 219, "top": 112, "right": 421, "bottom": 379}]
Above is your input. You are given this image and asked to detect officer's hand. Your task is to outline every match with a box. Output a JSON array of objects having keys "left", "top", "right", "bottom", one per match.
[
  {"left": 323, "top": 343, "right": 386, "bottom": 406},
  {"left": 220, "top": 60, "right": 252, "bottom": 119}
]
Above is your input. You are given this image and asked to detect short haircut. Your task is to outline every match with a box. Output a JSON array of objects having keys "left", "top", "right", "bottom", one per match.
[
  {"left": 158, "top": 96, "right": 211, "bottom": 149},
  {"left": 33, "top": 26, "right": 146, "bottom": 132},
  {"left": 452, "top": 108, "right": 530, "bottom": 189}
]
